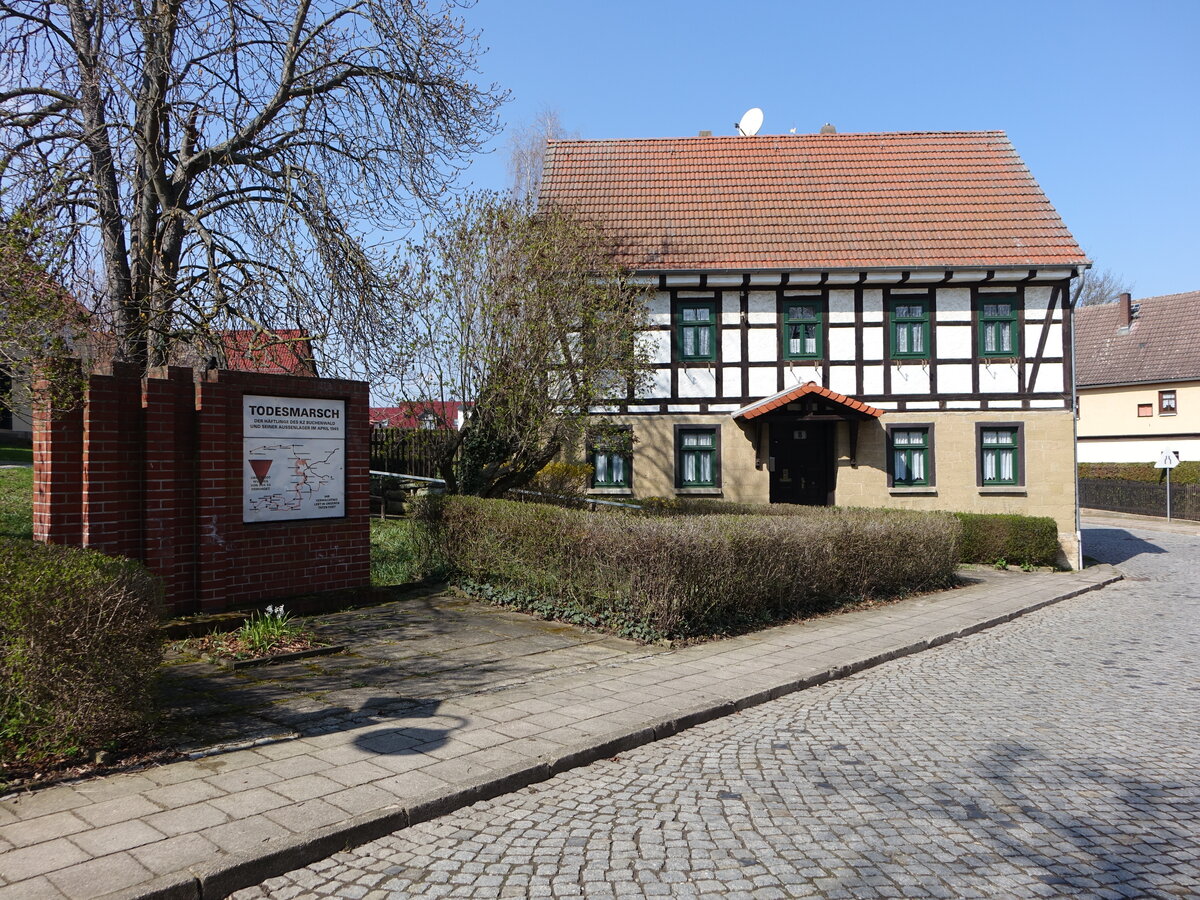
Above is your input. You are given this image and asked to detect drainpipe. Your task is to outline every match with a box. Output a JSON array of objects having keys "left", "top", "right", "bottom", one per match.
[{"left": 1070, "top": 274, "right": 1084, "bottom": 570}]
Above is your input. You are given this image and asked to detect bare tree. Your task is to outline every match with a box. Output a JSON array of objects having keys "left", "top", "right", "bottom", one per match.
[
  {"left": 397, "top": 191, "right": 651, "bottom": 496},
  {"left": 0, "top": 0, "right": 507, "bottom": 373},
  {"left": 1073, "top": 265, "right": 1135, "bottom": 307},
  {"left": 506, "top": 108, "right": 575, "bottom": 202}
]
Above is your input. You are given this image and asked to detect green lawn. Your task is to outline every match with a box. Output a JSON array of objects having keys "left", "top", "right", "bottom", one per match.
[
  {"left": 0, "top": 442, "right": 33, "bottom": 464},
  {"left": 0, "top": 467, "right": 33, "bottom": 540}
]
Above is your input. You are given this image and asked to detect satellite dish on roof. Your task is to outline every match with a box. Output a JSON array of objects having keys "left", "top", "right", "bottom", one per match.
[{"left": 736, "top": 107, "right": 763, "bottom": 136}]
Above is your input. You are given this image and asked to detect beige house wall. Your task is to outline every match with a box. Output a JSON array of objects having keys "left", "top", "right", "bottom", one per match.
[
  {"left": 1077, "top": 382, "right": 1200, "bottom": 464},
  {"left": 592, "top": 408, "right": 1079, "bottom": 565}
]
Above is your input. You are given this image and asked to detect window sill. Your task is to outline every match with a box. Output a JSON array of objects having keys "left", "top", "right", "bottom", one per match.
[
  {"left": 676, "top": 487, "right": 723, "bottom": 496},
  {"left": 889, "top": 487, "right": 938, "bottom": 495},
  {"left": 588, "top": 487, "right": 633, "bottom": 496},
  {"left": 978, "top": 486, "right": 1027, "bottom": 495}
]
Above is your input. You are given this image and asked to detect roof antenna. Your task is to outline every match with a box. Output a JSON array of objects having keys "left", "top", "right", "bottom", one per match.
[{"left": 735, "top": 107, "right": 763, "bottom": 136}]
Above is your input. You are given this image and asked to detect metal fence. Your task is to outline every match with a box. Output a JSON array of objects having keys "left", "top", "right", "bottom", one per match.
[
  {"left": 369, "top": 427, "right": 453, "bottom": 479},
  {"left": 1079, "top": 478, "right": 1200, "bottom": 521}
]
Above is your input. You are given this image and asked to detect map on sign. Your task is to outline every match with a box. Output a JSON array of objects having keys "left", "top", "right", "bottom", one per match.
[{"left": 243, "top": 395, "right": 346, "bottom": 522}]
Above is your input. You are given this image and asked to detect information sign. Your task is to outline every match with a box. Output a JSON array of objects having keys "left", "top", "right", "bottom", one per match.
[{"left": 243, "top": 395, "right": 346, "bottom": 522}]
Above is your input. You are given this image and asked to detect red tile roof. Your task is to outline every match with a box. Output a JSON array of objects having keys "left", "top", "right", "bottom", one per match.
[
  {"left": 221, "top": 330, "right": 317, "bottom": 376},
  {"left": 539, "top": 131, "right": 1087, "bottom": 271},
  {"left": 370, "top": 402, "right": 465, "bottom": 429},
  {"left": 1075, "top": 290, "right": 1200, "bottom": 387},
  {"left": 734, "top": 382, "right": 883, "bottom": 420}
]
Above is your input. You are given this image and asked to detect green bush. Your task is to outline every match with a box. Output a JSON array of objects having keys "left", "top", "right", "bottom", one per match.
[
  {"left": 953, "top": 512, "right": 1060, "bottom": 567},
  {"left": 420, "top": 497, "right": 960, "bottom": 641},
  {"left": 0, "top": 539, "right": 164, "bottom": 764},
  {"left": 1079, "top": 461, "right": 1200, "bottom": 485}
]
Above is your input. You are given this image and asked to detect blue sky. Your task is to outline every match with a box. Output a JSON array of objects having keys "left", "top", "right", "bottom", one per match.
[{"left": 459, "top": 0, "right": 1198, "bottom": 298}]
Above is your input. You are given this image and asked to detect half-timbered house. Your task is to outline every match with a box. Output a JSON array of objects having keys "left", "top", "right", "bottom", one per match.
[{"left": 538, "top": 130, "right": 1088, "bottom": 563}]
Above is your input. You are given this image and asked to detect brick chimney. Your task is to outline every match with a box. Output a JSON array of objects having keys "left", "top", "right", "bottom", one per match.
[{"left": 1119, "top": 292, "right": 1132, "bottom": 325}]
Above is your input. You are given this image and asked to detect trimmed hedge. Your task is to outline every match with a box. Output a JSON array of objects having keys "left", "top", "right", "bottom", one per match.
[
  {"left": 639, "top": 496, "right": 1061, "bottom": 567},
  {"left": 419, "top": 496, "right": 960, "bottom": 641},
  {"left": 1079, "top": 461, "right": 1200, "bottom": 485},
  {"left": 0, "top": 540, "right": 164, "bottom": 764},
  {"left": 952, "top": 512, "right": 1060, "bottom": 567}
]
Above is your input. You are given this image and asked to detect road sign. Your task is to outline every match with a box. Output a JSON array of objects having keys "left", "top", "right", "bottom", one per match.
[{"left": 1155, "top": 449, "right": 1180, "bottom": 469}]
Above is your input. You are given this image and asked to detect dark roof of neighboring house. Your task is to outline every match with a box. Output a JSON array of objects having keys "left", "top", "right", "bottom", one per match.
[
  {"left": 370, "top": 401, "right": 464, "bottom": 429},
  {"left": 221, "top": 330, "right": 317, "bottom": 376},
  {"left": 1075, "top": 290, "right": 1200, "bottom": 387},
  {"left": 539, "top": 131, "right": 1087, "bottom": 272}
]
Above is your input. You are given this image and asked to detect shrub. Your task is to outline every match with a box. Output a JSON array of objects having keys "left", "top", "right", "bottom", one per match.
[
  {"left": 371, "top": 516, "right": 447, "bottom": 585},
  {"left": 424, "top": 497, "right": 960, "bottom": 641},
  {"left": 1079, "top": 461, "right": 1200, "bottom": 484},
  {"left": 953, "top": 512, "right": 1060, "bottom": 567},
  {"left": 0, "top": 540, "right": 164, "bottom": 764},
  {"left": 513, "top": 461, "right": 595, "bottom": 507}
]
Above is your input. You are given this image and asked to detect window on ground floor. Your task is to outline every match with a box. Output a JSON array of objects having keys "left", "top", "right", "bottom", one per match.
[
  {"left": 676, "top": 426, "right": 720, "bottom": 488},
  {"left": 888, "top": 425, "right": 933, "bottom": 487},
  {"left": 978, "top": 424, "right": 1023, "bottom": 486},
  {"left": 589, "top": 429, "right": 632, "bottom": 489}
]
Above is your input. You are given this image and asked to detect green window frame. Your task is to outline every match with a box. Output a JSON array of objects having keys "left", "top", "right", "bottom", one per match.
[
  {"left": 890, "top": 296, "right": 929, "bottom": 359},
  {"left": 782, "top": 300, "right": 822, "bottom": 360},
  {"left": 677, "top": 428, "right": 717, "bottom": 487},
  {"left": 980, "top": 427, "right": 1019, "bottom": 485},
  {"left": 676, "top": 301, "right": 716, "bottom": 362},
  {"left": 891, "top": 428, "right": 930, "bottom": 486},
  {"left": 590, "top": 438, "right": 631, "bottom": 489},
  {"left": 978, "top": 295, "right": 1018, "bottom": 357}
]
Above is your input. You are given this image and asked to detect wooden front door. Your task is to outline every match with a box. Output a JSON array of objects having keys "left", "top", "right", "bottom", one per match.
[{"left": 768, "top": 422, "right": 834, "bottom": 506}]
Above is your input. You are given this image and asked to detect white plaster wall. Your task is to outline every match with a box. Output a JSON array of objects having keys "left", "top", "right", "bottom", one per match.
[
  {"left": 863, "top": 326, "right": 883, "bottom": 360},
  {"left": 978, "top": 362, "right": 1019, "bottom": 394},
  {"left": 828, "top": 326, "right": 855, "bottom": 361},
  {"left": 949, "top": 400, "right": 981, "bottom": 409},
  {"left": 828, "top": 290, "right": 855, "bottom": 324},
  {"left": 828, "top": 366, "right": 856, "bottom": 395},
  {"left": 747, "top": 329, "right": 777, "bottom": 362},
  {"left": 1028, "top": 362, "right": 1063, "bottom": 394},
  {"left": 861, "top": 290, "right": 884, "bottom": 322},
  {"left": 1030, "top": 398, "right": 1067, "bottom": 409},
  {"left": 1023, "top": 285, "right": 1055, "bottom": 314},
  {"left": 721, "top": 294, "right": 740, "bottom": 325},
  {"left": 722, "top": 366, "right": 742, "bottom": 398},
  {"left": 936, "top": 287, "right": 972, "bottom": 322},
  {"left": 783, "top": 363, "right": 822, "bottom": 387},
  {"left": 1025, "top": 322, "right": 1062, "bottom": 354},
  {"left": 936, "top": 324, "right": 973, "bottom": 359},
  {"left": 646, "top": 369, "right": 672, "bottom": 398},
  {"left": 988, "top": 400, "right": 1023, "bottom": 409},
  {"left": 647, "top": 292, "right": 670, "bottom": 326},
  {"left": 747, "top": 291, "right": 775, "bottom": 324},
  {"left": 722, "top": 329, "right": 741, "bottom": 362},
  {"left": 642, "top": 330, "right": 671, "bottom": 365},
  {"left": 677, "top": 368, "right": 717, "bottom": 399},
  {"left": 747, "top": 367, "right": 777, "bottom": 397},
  {"left": 939, "top": 364, "right": 974, "bottom": 394},
  {"left": 890, "top": 363, "right": 930, "bottom": 395},
  {"left": 907, "top": 401, "right": 940, "bottom": 410},
  {"left": 863, "top": 365, "right": 884, "bottom": 395},
  {"left": 1077, "top": 439, "right": 1200, "bottom": 463}
]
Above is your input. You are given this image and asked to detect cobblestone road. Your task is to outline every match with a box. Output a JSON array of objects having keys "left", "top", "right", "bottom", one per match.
[{"left": 235, "top": 524, "right": 1200, "bottom": 899}]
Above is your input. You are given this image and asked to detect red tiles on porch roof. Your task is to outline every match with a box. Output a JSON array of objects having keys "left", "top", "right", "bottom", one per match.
[{"left": 736, "top": 382, "right": 884, "bottom": 420}]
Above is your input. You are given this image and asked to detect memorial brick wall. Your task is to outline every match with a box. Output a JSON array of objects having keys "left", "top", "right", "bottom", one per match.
[{"left": 33, "top": 362, "right": 370, "bottom": 614}]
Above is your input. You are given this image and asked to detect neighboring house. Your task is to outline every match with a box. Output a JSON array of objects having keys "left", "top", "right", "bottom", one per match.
[
  {"left": 369, "top": 401, "right": 466, "bottom": 430},
  {"left": 207, "top": 329, "right": 318, "bottom": 376},
  {"left": 539, "top": 130, "right": 1087, "bottom": 561},
  {"left": 1075, "top": 290, "right": 1200, "bottom": 463}
]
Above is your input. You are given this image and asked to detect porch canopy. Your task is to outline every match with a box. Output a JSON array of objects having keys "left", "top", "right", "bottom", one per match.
[{"left": 732, "top": 382, "right": 883, "bottom": 466}]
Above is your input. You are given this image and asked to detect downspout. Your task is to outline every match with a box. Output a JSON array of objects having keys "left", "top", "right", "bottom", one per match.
[{"left": 1069, "top": 272, "right": 1084, "bottom": 570}]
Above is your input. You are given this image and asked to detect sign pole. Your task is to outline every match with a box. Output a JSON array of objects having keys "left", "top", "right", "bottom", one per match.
[
  {"left": 1167, "top": 465, "right": 1171, "bottom": 522},
  {"left": 1154, "top": 449, "right": 1179, "bottom": 522}
]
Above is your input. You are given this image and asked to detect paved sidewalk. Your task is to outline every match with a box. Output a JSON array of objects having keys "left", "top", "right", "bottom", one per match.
[{"left": 0, "top": 566, "right": 1120, "bottom": 900}]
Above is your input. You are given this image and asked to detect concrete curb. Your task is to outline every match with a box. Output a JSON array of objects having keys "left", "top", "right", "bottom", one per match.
[{"left": 105, "top": 568, "right": 1122, "bottom": 900}]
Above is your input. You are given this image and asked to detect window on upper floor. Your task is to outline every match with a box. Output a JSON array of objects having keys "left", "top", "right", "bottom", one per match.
[
  {"left": 979, "top": 425, "right": 1022, "bottom": 486},
  {"left": 890, "top": 295, "right": 929, "bottom": 359},
  {"left": 1159, "top": 390, "right": 1178, "bottom": 415},
  {"left": 675, "top": 300, "right": 716, "bottom": 362},
  {"left": 889, "top": 426, "right": 933, "bottom": 487},
  {"left": 782, "top": 300, "right": 822, "bottom": 360},
  {"left": 589, "top": 430, "right": 632, "bottom": 489},
  {"left": 978, "top": 295, "right": 1019, "bottom": 357},
  {"left": 676, "top": 426, "right": 719, "bottom": 488}
]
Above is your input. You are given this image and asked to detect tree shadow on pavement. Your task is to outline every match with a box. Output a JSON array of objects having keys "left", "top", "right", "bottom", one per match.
[{"left": 1082, "top": 527, "right": 1167, "bottom": 565}]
